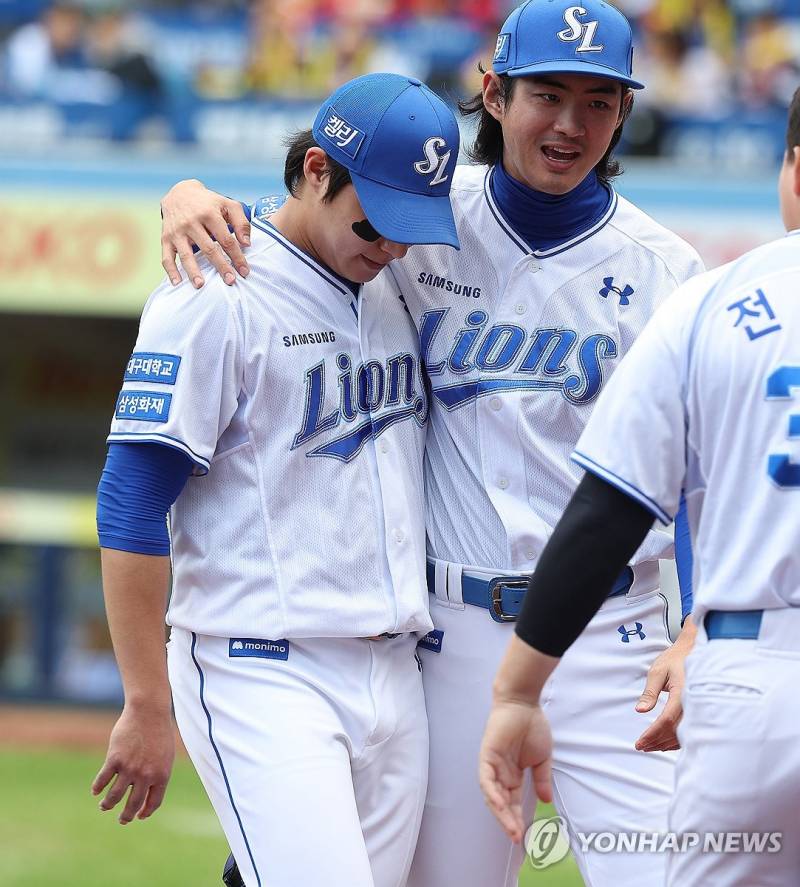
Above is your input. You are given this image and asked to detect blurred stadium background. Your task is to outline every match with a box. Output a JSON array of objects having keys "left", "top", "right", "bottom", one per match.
[{"left": 0, "top": 0, "right": 796, "bottom": 883}]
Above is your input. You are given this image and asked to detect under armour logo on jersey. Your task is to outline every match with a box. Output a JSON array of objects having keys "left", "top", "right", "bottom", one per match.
[
  {"left": 414, "top": 137, "right": 451, "bottom": 187},
  {"left": 557, "top": 6, "right": 604, "bottom": 53},
  {"left": 600, "top": 277, "right": 634, "bottom": 306},
  {"left": 618, "top": 623, "right": 646, "bottom": 643}
]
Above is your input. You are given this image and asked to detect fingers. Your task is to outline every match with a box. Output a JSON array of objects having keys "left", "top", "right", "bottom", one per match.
[
  {"left": 119, "top": 780, "right": 149, "bottom": 825},
  {"left": 222, "top": 200, "right": 252, "bottom": 274},
  {"left": 193, "top": 228, "right": 235, "bottom": 287},
  {"left": 635, "top": 662, "right": 667, "bottom": 713},
  {"left": 138, "top": 782, "right": 168, "bottom": 820},
  {"left": 91, "top": 759, "right": 117, "bottom": 797},
  {"left": 97, "top": 771, "right": 132, "bottom": 813},
  {"left": 214, "top": 226, "right": 250, "bottom": 282},
  {"left": 635, "top": 695, "right": 683, "bottom": 752},
  {"left": 479, "top": 760, "right": 525, "bottom": 844},
  {"left": 172, "top": 236, "right": 206, "bottom": 289},
  {"left": 161, "top": 241, "right": 182, "bottom": 286},
  {"left": 531, "top": 756, "right": 553, "bottom": 804}
]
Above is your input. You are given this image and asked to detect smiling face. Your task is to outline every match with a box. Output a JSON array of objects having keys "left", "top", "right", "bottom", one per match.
[{"left": 483, "top": 72, "right": 630, "bottom": 195}]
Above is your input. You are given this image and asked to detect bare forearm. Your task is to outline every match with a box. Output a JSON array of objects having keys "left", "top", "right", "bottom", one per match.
[
  {"left": 492, "top": 634, "right": 560, "bottom": 706},
  {"left": 100, "top": 549, "right": 172, "bottom": 712}
]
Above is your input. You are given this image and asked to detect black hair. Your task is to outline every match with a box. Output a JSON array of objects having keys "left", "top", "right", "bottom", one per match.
[
  {"left": 283, "top": 129, "right": 352, "bottom": 202},
  {"left": 786, "top": 87, "right": 800, "bottom": 153},
  {"left": 458, "top": 65, "right": 633, "bottom": 186}
]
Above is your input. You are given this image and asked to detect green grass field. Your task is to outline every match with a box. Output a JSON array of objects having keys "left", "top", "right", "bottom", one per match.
[{"left": 0, "top": 748, "right": 582, "bottom": 886}]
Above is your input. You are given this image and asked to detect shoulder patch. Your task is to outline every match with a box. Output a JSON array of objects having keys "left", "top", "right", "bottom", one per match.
[
  {"left": 252, "top": 194, "right": 288, "bottom": 222},
  {"left": 115, "top": 391, "right": 172, "bottom": 422},
  {"left": 124, "top": 353, "right": 181, "bottom": 385}
]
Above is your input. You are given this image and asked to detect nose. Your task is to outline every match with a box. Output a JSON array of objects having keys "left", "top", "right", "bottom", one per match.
[
  {"left": 552, "top": 104, "right": 585, "bottom": 139},
  {"left": 377, "top": 239, "right": 409, "bottom": 260}
]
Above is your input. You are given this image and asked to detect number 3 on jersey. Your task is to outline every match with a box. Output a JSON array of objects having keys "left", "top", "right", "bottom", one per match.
[{"left": 766, "top": 366, "right": 800, "bottom": 488}]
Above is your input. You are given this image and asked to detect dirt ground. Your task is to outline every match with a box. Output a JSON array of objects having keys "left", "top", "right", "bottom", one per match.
[{"left": 0, "top": 704, "right": 187, "bottom": 752}]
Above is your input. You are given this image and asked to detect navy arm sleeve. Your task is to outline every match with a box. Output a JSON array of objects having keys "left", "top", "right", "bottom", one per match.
[
  {"left": 97, "top": 442, "right": 193, "bottom": 556},
  {"left": 674, "top": 494, "right": 693, "bottom": 621},
  {"left": 515, "top": 472, "right": 655, "bottom": 658}
]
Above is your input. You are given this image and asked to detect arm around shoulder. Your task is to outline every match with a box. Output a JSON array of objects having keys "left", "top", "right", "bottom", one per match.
[{"left": 161, "top": 179, "right": 251, "bottom": 288}]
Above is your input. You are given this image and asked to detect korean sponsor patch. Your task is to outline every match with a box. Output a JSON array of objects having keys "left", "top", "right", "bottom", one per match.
[
  {"left": 493, "top": 33, "right": 510, "bottom": 62},
  {"left": 252, "top": 195, "right": 287, "bottom": 221},
  {"left": 322, "top": 107, "right": 365, "bottom": 159},
  {"left": 124, "top": 352, "right": 181, "bottom": 385},
  {"left": 229, "top": 638, "right": 290, "bottom": 661},
  {"left": 115, "top": 391, "right": 172, "bottom": 422}
]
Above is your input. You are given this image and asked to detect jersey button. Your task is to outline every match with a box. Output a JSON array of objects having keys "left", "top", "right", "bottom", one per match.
[
  {"left": 529, "top": 262, "right": 541, "bottom": 273},
  {"left": 393, "top": 528, "right": 405, "bottom": 543},
  {"left": 379, "top": 440, "right": 389, "bottom": 454},
  {"left": 498, "top": 477, "right": 509, "bottom": 490},
  {"left": 490, "top": 396, "right": 502, "bottom": 411},
  {"left": 525, "top": 549, "right": 536, "bottom": 561},
  {"left": 515, "top": 303, "right": 526, "bottom": 315}
]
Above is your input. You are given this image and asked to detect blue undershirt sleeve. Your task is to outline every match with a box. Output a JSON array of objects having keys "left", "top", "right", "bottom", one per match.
[
  {"left": 674, "top": 493, "right": 694, "bottom": 622},
  {"left": 96, "top": 442, "right": 193, "bottom": 556}
]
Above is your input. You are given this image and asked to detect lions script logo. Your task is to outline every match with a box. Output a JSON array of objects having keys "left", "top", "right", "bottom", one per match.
[
  {"left": 294, "top": 352, "right": 428, "bottom": 462},
  {"left": 557, "top": 6, "right": 604, "bottom": 53},
  {"left": 414, "top": 137, "right": 451, "bottom": 187},
  {"left": 420, "top": 308, "right": 618, "bottom": 408}
]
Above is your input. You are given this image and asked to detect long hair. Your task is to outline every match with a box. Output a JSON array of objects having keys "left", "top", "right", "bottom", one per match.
[
  {"left": 458, "top": 66, "right": 633, "bottom": 186},
  {"left": 283, "top": 129, "right": 352, "bottom": 201}
]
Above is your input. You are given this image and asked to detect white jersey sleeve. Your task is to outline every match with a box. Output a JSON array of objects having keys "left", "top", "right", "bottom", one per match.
[
  {"left": 572, "top": 267, "right": 725, "bottom": 524},
  {"left": 108, "top": 275, "right": 243, "bottom": 474},
  {"left": 573, "top": 232, "right": 800, "bottom": 617}
]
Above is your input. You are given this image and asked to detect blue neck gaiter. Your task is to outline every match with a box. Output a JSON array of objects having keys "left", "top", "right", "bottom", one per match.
[{"left": 490, "top": 159, "right": 613, "bottom": 253}]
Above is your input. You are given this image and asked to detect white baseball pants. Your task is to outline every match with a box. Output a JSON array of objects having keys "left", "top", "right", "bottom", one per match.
[
  {"left": 410, "top": 583, "right": 677, "bottom": 887},
  {"left": 668, "top": 609, "right": 800, "bottom": 886},
  {"left": 168, "top": 629, "right": 428, "bottom": 887}
]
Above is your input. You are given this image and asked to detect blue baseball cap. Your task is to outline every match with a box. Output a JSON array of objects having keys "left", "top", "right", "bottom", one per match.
[
  {"left": 492, "top": 0, "right": 644, "bottom": 90},
  {"left": 313, "top": 73, "right": 460, "bottom": 249}
]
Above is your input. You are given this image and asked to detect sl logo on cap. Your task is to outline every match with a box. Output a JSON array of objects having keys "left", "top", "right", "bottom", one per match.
[
  {"left": 414, "top": 137, "right": 451, "bottom": 187},
  {"left": 557, "top": 6, "right": 604, "bottom": 53}
]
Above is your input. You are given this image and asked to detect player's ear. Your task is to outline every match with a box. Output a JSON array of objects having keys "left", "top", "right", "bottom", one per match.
[
  {"left": 617, "top": 88, "right": 633, "bottom": 127},
  {"left": 302, "top": 148, "right": 330, "bottom": 200},
  {"left": 483, "top": 71, "right": 506, "bottom": 123},
  {"left": 790, "top": 145, "right": 800, "bottom": 196}
]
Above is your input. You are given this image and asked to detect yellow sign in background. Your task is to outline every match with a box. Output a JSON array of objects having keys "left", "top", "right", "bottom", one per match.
[{"left": 0, "top": 193, "right": 165, "bottom": 317}]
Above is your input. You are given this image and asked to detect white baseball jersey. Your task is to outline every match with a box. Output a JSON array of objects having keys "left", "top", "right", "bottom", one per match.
[
  {"left": 575, "top": 231, "right": 800, "bottom": 623},
  {"left": 387, "top": 164, "right": 704, "bottom": 573},
  {"left": 109, "top": 219, "right": 432, "bottom": 639}
]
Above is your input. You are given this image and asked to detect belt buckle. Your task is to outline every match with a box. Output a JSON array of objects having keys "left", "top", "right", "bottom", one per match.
[{"left": 488, "top": 578, "right": 528, "bottom": 623}]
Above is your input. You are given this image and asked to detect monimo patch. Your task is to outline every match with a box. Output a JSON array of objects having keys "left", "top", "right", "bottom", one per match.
[
  {"left": 417, "top": 629, "right": 444, "bottom": 653},
  {"left": 229, "top": 638, "right": 289, "bottom": 660}
]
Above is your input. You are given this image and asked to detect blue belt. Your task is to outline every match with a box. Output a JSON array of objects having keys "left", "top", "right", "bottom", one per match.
[
  {"left": 704, "top": 610, "right": 763, "bottom": 640},
  {"left": 425, "top": 562, "right": 633, "bottom": 624}
]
